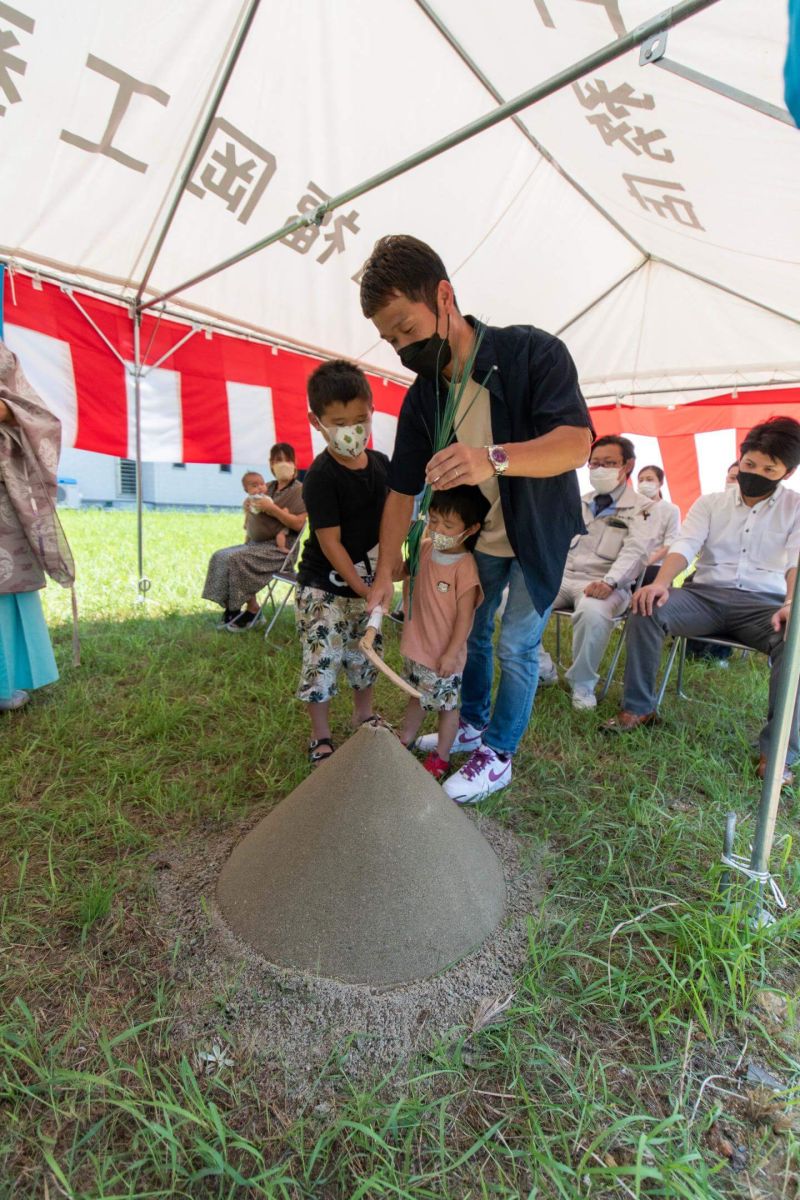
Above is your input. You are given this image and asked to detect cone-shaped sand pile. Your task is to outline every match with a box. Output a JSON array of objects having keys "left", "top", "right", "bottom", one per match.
[{"left": 217, "top": 723, "right": 506, "bottom": 985}]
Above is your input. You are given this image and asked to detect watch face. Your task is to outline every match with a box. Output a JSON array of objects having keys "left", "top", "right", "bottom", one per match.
[{"left": 490, "top": 446, "right": 508, "bottom": 465}]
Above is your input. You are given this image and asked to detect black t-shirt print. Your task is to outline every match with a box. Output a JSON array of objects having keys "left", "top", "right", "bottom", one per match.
[{"left": 298, "top": 448, "right": 389, "bottom": 597}]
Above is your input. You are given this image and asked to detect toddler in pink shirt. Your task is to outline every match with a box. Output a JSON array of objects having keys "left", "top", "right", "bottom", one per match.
[{"left": 399, "top": 486, "right": 486, "bottom": 779}]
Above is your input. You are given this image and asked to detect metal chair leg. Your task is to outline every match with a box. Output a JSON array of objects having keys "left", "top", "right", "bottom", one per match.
[
  {"left": 263, "top": 584, "right": 294, "bottom": 638},
  {"left": 257, "top": 579, "right": 277, "bottom": 621},
  {"left": 676, "top": 636, "right": 689, "bottom": 699},
  {"left": 655, "top": 636, "right": 682, "bottom": 712},
  {"left": 598, "top": 621, "right": 626, "bottom": 702}
]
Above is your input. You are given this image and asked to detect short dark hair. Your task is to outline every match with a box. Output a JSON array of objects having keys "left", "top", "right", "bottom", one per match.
[
  {"left": 269, "top": 442, "right": 296, "bottom": 462},
  {"left": 590, "top": 435, "right": 636, "bottom": 476},
  {"left": 638, "top": 464, "right": 664, "bottom": 485},
  {"left": 307, "top": 359, "right": 372, "bottom": 418},
  {"left": 728, "top": 460, "right": 739, "bottom": 470},
  {"left": 360, "top": 234, "right": 457, "bottom": 318},
  {"left": 428, "top": 485, "right": 490, "bottom": 552},
  {"left": 241, "top": 470, "right": 263, "bottom": 487},
  {"left": 740, "top": 417, "right": 800, "bottom": 470}
]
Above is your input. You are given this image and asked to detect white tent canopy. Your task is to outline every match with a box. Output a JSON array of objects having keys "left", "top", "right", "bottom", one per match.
[{"left": 0, "top": 0, "right": 797, "bottom": 405}]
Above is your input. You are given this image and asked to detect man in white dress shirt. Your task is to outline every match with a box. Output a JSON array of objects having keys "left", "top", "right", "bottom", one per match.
[{"left": 605, "top": 417, "right": 800, "bottom": 785}]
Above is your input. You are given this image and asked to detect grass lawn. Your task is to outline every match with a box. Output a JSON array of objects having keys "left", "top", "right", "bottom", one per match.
[{"left": 2, "top": 508, "right": 799, "bottom": 1198}]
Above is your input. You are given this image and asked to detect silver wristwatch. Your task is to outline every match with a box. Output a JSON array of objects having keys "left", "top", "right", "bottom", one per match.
[{"left": 486, "top": 444, "right": 510, "bottom": 475}]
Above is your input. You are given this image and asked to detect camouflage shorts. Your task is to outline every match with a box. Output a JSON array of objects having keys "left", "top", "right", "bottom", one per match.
[
  {"left": 295, "top": 586, "right": 380, "bottom": 703},
  {"left": 403, "top": 657, "right": 461, "bottom": 712}
]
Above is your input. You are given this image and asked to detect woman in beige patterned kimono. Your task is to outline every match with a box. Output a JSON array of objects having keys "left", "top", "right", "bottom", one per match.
[{"left": 0, "top": 342, "right": 75, "bottom": 711}]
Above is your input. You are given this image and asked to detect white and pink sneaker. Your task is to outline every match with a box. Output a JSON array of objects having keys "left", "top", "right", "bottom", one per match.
[
  {"left": 415, "top": 718, "right": 484, "bottom": 756},
  {"left": 443, "top": 743, "right": 512, "bottom": 805}
]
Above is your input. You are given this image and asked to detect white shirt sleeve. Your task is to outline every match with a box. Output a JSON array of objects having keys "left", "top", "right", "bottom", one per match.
[
  {"left": 664, "top": 503, "right": 681, "bottom": 547},
  {"left": 669, "top": 496, "right": 712, "bottom": 564}
]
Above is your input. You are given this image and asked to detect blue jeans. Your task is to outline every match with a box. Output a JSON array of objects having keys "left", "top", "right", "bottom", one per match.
[{"left": 460, "top": 552, "right": 550, "bottom": 756}]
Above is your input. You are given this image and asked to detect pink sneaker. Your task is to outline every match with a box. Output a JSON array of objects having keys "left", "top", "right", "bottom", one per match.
[
  {"left": 422, "top": 751, "right": 450, "bottom": 781},
  {"left": 443, "top": 744, "right": 512, "bottom": 805}
]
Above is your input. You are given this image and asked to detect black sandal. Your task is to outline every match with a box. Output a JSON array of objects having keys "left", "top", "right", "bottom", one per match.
[{"left": 308, "top": 737, "right": 335, "bottom": 766}]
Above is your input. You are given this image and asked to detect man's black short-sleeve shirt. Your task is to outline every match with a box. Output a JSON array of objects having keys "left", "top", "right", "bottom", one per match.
[
  {"left": 298, "top": 448, "right": 389, "bottom": 597},
  {"left": 388, "top": 318, "right": 594, "bottom": 613}
]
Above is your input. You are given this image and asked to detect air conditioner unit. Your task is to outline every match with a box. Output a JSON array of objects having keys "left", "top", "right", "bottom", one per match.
[{"left": 56, "top": 477, "right": 82, "bottom": 508}]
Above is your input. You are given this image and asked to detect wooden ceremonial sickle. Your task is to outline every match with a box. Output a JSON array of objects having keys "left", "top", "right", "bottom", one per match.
[{"left": 359, "top": 608, "right": 422, "bottom": 699}]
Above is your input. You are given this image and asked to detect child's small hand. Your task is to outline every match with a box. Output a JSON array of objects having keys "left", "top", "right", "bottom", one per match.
[{"left": 438, "top": 651, "right": 460, "bottom": 678}]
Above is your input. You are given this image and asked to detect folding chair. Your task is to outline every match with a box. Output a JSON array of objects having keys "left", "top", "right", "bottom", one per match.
[
  {"left": 552, "top": 569, "right": 646, "bottom": 701},
  {"left": 655, "top": 634, "right": 756, "bottom": 710},
  {"left": 259, "top": 522, "right": 307, "bottom": 640},
  {"left": 553, "top": 608, "right": 628, "bottom": 702}
]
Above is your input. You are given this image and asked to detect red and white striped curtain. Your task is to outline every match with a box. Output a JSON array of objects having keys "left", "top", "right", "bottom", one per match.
[
  {"left": 1, "top": 273, "right": 405, "bottom": 468},
  {"left": 4, "top": 273, "right": 799, "bottom": 517}
]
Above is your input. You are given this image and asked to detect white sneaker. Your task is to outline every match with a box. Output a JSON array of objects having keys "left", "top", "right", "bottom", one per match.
[
  {"left": 0, "top": 689, "right": 30, "bottom": 711},
  {"left": 571, "top": 685, "right": 597, "bottom": 711},
  {"left": 443, "top": 743, "right": 512, "bottom": 805},
  {"left": 416, "top": 719, "right": 483, "bottom": 755}
]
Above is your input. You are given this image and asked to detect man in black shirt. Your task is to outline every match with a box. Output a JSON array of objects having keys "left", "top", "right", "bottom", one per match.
[
  {"left": 362, "top": 235, "right": 593, "bottom": 803},
  {"left": 296, "top": 360, "right": 389, "bottom": 765}
]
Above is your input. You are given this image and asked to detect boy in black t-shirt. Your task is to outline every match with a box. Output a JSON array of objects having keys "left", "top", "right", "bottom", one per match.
[{"left": 296, "top": 360, "right": 389, "bottom": 765}]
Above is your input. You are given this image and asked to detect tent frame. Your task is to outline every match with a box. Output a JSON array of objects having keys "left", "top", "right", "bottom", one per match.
[{"left": 139, "top": 0, "right": 721, "bottom": 314}]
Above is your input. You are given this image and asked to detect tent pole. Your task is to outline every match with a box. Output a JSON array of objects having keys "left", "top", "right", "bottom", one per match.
[
  {"left": 143, "top": 326, "right": 199, "bottom": 374},
  {"left": 139, "top": 0, "right": 722, "bottom": 313},
  {"left": 651, "top": 56, "right": 794, "bottom": 126},
  {"left": 412, "top": 0, "right": 648, "bottom": 257},
  {"left": 62, "top": 290, "right": 129, "bottom": 367},
  {"left": 134, "top": 0, "right": 262, "bottom": 305},
  {"left": 746, "top": 555, "right": 800, "bottom": 923},
  {"left": 653, "top": 257, "right": 800, "bottom": 329},
  {"left": 556, "top": 260, "right": 650, "bottom": 337},
  {"left": 133, "top": 309, "right": 149, "bottom": 603}
]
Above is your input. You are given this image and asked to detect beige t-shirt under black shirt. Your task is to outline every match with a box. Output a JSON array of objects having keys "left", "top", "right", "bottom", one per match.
[{"left": 454, "top": 380, "right": 514, "bottom": 557}]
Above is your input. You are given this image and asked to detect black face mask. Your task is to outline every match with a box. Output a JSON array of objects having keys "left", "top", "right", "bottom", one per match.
[
  {"left": 737, "top": 469, "right": 784, "bottom": 499},
  {"left": 397, "top": 315, "right": 451, "bottom": 381}
]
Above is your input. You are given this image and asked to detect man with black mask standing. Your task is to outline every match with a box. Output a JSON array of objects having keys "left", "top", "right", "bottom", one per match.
[
  {"left": 361, "top": 235, "right": 593, "bottom": 803},
  {"left": 605, "top": 416, "right": 800, "bottom": 787}
]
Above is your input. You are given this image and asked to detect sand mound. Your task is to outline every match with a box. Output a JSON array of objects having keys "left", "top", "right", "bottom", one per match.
[{"left": 217, "top": 722, "right": 506, "bottom": 985}]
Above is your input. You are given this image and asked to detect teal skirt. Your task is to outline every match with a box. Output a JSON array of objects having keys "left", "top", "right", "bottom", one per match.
[{"left": 0, "top": 591, "right": 58, "bottom": 700}]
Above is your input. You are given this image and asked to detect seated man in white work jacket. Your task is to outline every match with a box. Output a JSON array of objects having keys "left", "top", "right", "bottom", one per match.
[{"left": 539, "top": 435, "right": 654, "bottom": 710}]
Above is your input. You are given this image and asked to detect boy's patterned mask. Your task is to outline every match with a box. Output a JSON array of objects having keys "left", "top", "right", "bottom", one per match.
[{"left": 322, "top": 420, "right": 371, "bottom": 458}]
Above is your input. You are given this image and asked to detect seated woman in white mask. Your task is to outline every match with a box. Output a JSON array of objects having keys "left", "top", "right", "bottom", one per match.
[{"left": 636, "top": 465, "right": 681, "bottom": 586}]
